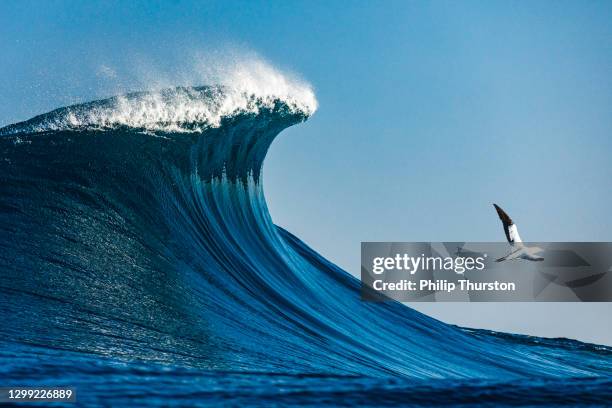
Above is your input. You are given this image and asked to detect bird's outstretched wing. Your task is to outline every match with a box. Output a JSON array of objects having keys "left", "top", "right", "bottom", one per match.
[
  {"left": 495, "top": 247, "right": 523, "bottom": 262},
  {"left": 493, "top": 203, "right": 522, "bottom": 245}
]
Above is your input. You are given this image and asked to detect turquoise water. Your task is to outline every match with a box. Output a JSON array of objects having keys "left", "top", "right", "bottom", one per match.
[{"left": 0, "top": 87, "right": 611, "bottom": 406}]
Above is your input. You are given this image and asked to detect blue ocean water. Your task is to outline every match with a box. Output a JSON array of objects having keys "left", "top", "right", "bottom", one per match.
[{"left": 0, "top": 86, "right": 611, "bottom": 406}]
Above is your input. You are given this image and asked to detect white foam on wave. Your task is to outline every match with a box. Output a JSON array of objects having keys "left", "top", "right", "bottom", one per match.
[{"left": 24, "top": 56, "right": 318, "bottom": 134}]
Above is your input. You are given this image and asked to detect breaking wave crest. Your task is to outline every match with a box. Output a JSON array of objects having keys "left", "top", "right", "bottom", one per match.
[{"left": 2, "top": 60, "right": 316, "bottom": 135}]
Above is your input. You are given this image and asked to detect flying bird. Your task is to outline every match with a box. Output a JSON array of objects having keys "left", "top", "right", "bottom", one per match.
[{"left": 493, "top": 203, "right": 544, "bottom": 262}]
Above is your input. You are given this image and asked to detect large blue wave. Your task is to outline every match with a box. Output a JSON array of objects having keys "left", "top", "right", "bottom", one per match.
[{"left": 1, "top": 86, "right": 611, "bottom": 406}]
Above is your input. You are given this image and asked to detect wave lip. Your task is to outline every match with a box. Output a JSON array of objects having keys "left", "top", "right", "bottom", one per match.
[{"left": 1, "top": 83, "right": 317, "bottom": 136}]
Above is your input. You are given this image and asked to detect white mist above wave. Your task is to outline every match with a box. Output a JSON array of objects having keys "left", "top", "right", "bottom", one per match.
[{"left": 9, "top": 57, "right": 318, "bottom": 134}]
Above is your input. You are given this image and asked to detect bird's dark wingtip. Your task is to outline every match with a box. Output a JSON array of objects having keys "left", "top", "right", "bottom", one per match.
[{"left": 493, "top": 203, "right": 513, "bottom": 226}]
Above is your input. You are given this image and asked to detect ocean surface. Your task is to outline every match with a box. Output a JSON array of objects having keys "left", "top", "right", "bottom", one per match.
[{"left": 0, "top": 84, "right": 611, "bottom": 407}]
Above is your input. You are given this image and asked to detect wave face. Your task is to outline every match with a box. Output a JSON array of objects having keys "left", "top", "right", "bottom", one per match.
[{"left": 1, "top": 84, "right": 611, "bottom": 406}]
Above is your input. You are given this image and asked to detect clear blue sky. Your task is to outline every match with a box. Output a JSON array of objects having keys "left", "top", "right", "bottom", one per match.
[{"left": 1, "top": 0, "right": 611, "bottom": 344}]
